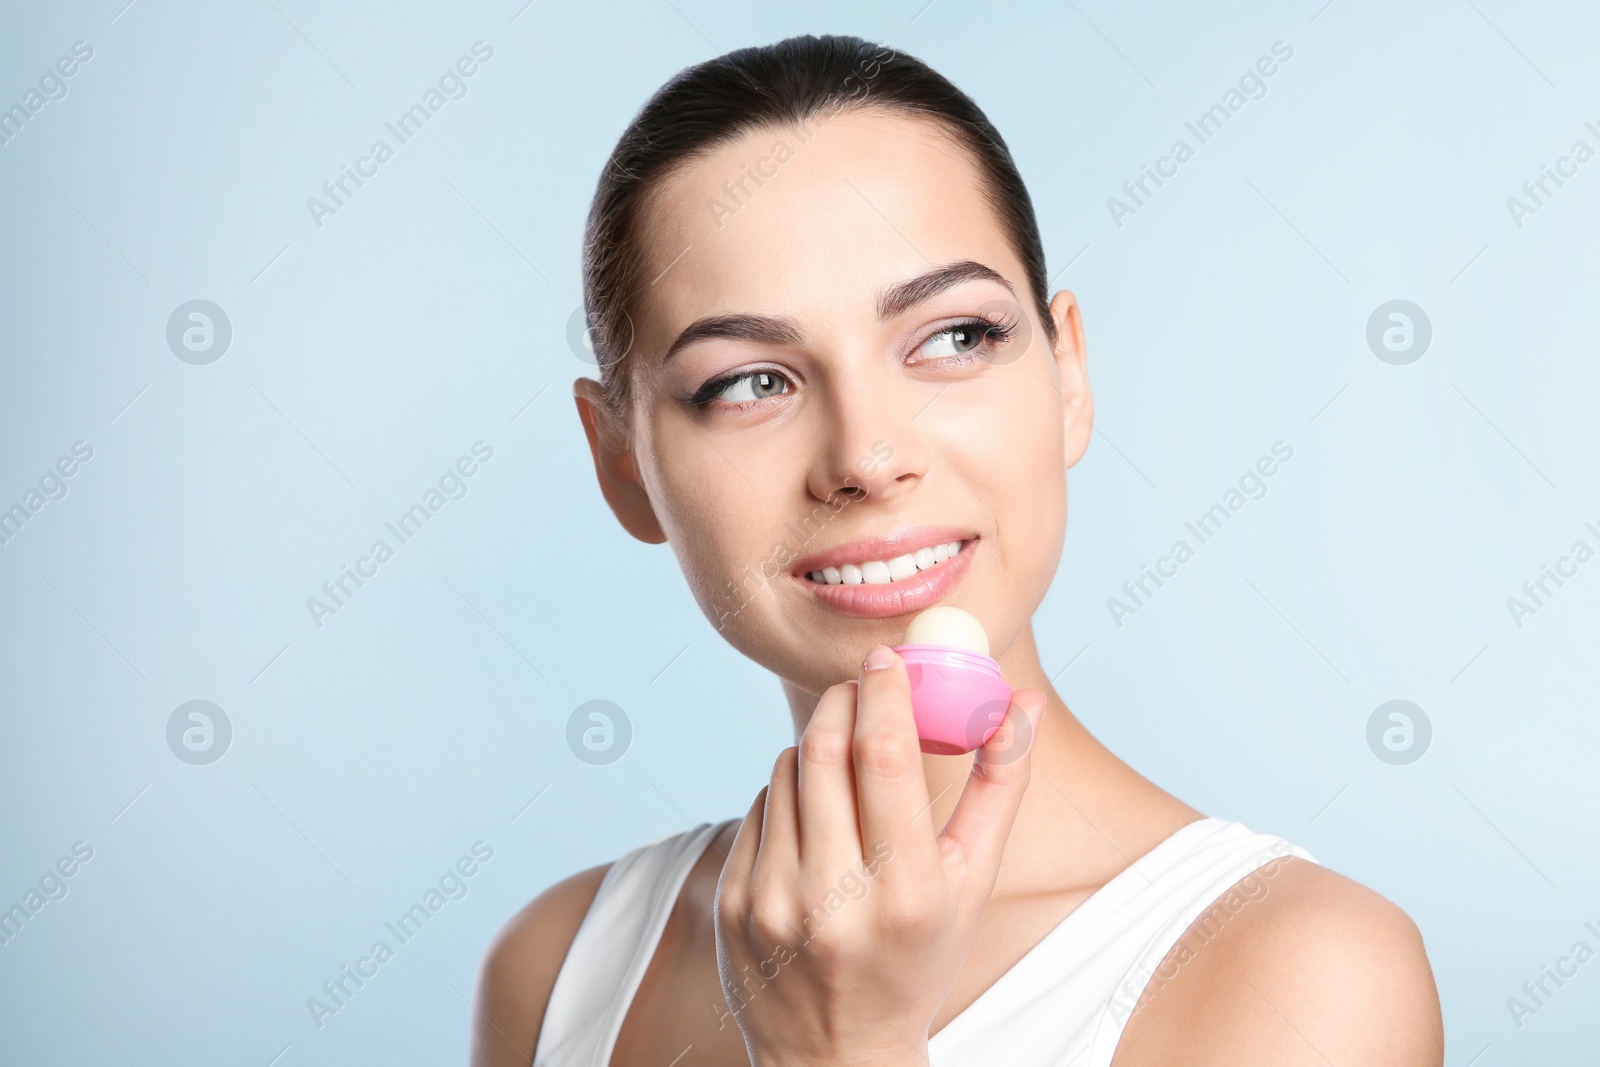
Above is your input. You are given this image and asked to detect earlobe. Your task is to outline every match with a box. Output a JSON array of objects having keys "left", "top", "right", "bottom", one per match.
[
  {"left": 572, "top": 378, "right": 668, "bottom": 545},
  {"left": 1047, "top": 290, "right": 1093, "bottom": 466}
]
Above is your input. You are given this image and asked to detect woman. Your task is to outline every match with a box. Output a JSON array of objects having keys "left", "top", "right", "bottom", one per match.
[{"left": 472, "top": 34, "right": 1444, "bottom": 1066}]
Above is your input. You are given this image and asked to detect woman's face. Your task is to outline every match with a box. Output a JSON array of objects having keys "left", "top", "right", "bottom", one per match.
[{"left": 586, "top": 108, "right": 1090, "bottom": 696}]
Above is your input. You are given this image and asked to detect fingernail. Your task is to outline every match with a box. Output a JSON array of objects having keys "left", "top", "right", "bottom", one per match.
[{"left": 863, "top": 645, "right": 897, "bottom": 672}]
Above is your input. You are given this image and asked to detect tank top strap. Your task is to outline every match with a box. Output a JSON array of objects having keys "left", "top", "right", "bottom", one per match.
[
  {"left": 533, "top": 818, "right": 739, "bottom": 1067},
  {"left": 926, "top": 816, "right": 1318, "bottom": 1065},
  {"left": 1080, "top": 818, "right": 1317, "bottom": 1064}
]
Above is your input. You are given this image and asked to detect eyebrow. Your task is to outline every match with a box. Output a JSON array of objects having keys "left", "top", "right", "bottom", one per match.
[
  {"left": 657, "top": 260, "right": 1016, "bottom": 365},
  {"left": 878, "top": 260, "right": 1015, "bottom": 320}
]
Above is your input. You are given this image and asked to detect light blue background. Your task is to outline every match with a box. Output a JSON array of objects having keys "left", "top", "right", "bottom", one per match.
[{"left": 2, "top": 0, "right": 1596, "bottom": 1063}]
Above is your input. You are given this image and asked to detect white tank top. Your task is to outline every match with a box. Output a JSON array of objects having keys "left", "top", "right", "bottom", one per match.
[{"left": 533, "top": 815, "right": 1317, "bottom": 1066}]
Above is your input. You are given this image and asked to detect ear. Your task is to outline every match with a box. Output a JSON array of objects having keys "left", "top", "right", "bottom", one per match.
[
  {"left": 573, "top": 377, "right": 668, "bottom": 545},
  {"left": 1047, "top": 289, "right": 1092, "bottom": 468}
]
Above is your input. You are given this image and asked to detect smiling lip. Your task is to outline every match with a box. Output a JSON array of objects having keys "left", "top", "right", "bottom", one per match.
[{"left": 791, "top": 527, "right": 979, "bottom": 619}]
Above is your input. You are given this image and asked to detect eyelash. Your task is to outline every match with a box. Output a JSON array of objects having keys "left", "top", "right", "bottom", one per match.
[{"left": 685, "top": 314, "right": 1020, "bottom": 409}]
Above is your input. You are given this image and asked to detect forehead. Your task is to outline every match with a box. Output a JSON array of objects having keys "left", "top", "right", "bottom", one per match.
[{"left": 630, "top": 108, "right": 1020, "bottom": 353}]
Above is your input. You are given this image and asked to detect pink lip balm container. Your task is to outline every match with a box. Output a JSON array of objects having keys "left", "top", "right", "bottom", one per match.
[{"left": 891, "top": 607, "right": 1013, "bottom": 755}]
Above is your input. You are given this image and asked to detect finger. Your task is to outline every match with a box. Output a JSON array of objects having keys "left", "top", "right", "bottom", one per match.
[
  {"left": 795, "top": 680, "right": 864, "bottom": 871},
  {"left": 751, "top": 747, "right": 801, "bottom": 889},
  {"left": 939, "top": 688, "right": 1044, "bottom": 893},
  {"left": 720, "top": 783, "right": 768, "bottom": 905},
  {"left": 853, "top": 645, "right": 937, "bottom": 880}
]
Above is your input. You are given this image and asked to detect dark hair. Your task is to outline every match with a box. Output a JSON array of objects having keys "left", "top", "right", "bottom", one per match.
[{"left": 582, "top": 32, "right": 1056, "bottom": 435}]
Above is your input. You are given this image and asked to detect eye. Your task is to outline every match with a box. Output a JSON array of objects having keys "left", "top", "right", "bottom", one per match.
[
  {"left": 922, "top": 323, "right": 989, "bottom": 358},
  {"left": 687, "top": 368, "right": 791, "bottom": 408},
  {"left": 921, "top": 316, "right": 1017, "bottom": 367}
]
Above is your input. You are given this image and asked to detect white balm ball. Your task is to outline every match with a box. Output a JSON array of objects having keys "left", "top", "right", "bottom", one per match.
[{"left": 904, "top": 605, "right": 990, "bottom": 658}]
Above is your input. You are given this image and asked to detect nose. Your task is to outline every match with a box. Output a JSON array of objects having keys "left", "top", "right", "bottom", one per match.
[{"left": 805, "top": 374, "right": 930, "bottom": 504}]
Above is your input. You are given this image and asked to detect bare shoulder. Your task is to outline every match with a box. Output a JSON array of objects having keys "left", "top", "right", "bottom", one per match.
[
  {"left": 1114, "top": 857, "right": 1444, "bottom": 1067},
  {"left": 469, "top": 860, "right": 613, "bottom": 1067}
]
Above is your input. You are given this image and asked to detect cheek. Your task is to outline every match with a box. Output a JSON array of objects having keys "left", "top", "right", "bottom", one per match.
[
  {"left": 984, "top": 374, "right": 1069, "bottom": 543},
  {"left": 979, "top": 369, "right": 1064, "bottom": 474},
  {"left": 648, "top": 430, "right": 778, "bottom": 600}
]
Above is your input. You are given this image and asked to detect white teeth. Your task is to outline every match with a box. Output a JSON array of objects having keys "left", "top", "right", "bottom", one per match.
[
  {"left": 806, "top": 540, "right": 967, "bottom": 584},
  {"left": 886, "top": 554, "right": 918, "bottom": 581},
  {"left": 861, "top": 560, "right": 892, "bottom": 584}
]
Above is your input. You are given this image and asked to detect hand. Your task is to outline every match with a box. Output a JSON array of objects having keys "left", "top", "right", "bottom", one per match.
[{"left": 713, "top": 644, "right": 1046, "bottom": 1067}]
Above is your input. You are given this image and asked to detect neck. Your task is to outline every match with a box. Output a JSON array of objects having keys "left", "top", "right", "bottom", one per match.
[{"left": 779, "top": 623, "right": 1198, "bottom": 898}]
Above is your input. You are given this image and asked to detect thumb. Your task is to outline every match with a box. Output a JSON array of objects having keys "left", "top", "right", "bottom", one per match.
[{"left": 939, "top": 688, "right": 1045, "bottom": 884}]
